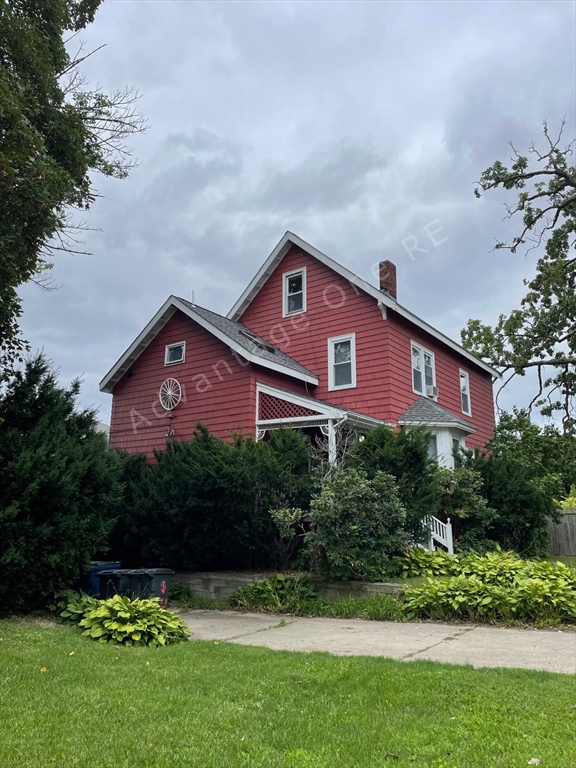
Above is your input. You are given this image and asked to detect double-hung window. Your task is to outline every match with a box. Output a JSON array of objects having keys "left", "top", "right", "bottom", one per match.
[
  {"left": 283, "top": 268, "right": 306, "bottom": 316},
  {"left": 165, "top": 341, "right": 186, "bottom": 365},
  {"left": 411, "top": 342, "right": 435, "bottom": 396},
  {"left": 460, "top": 370, "right": 471, "bottom": 415},
  {"left": 328, "top": 333, "right": 356, "bottom": 390}
]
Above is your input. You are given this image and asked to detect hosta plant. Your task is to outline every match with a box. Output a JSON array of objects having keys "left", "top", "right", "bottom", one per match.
[
  {"left": 395, "top": 548, "right": 461, "bottom": 578},
  {"left": 62, "top": 594, "right": 190, "bottom": 646}
]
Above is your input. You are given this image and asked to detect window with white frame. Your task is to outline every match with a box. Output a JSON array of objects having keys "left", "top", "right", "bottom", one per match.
[
  {"left": 428, "top": 434, "right": 438, "bottom": 462},
  {"left": 283, "top": 268, "right": 306, "bottom": 316},
  {"left": 411, "top": 342, "right": 435, "bottom": 396},
  {"left": 328, "top": 333, "right": 356, "bottom": 390},
  {"left": 165, "top": 341, "right": 185, "bottom": 365},
  {"left": 452, "top": 436, "right": 462, "bottom": 468},
  {"left": 460, "top": 370, "right": 471, "bottom": 415}
]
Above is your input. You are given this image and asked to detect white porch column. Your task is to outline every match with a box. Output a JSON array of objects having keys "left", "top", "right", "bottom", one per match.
[{"left": 327, "top": 419, "right": 337, "bottom": 464}]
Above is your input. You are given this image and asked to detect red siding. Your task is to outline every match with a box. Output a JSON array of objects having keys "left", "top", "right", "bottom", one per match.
[
  {"left": 239, "top": 246, "right": 495, "bottom": 447},
  {"left": 109, "top": 310, "right": 309, "bottom": 459},
  {"left": 384, "top": 314, "right": 495, "bottom": 448}
]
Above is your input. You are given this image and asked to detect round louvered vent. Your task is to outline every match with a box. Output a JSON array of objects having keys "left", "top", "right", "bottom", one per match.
[{"left": 159, "top": 378, "right": 182, "bottom": 411}]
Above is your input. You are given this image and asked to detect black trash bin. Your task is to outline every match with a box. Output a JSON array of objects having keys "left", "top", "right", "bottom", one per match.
[
  {"left": 96, "top": 568, "right": 175, "bottom": 604},
  {"left": 96, "top": 569, "right": 132, "bottom": 599},
  {"left": 128, "top": 568, "right": 174, "bottom": 604}
]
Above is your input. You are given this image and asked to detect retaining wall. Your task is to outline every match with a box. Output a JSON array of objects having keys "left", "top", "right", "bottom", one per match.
[{"left": 173, "top": 572, "right": 403, "bottom": 602}]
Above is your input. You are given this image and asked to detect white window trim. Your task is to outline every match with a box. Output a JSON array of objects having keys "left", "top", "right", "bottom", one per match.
[
  {"left": 282, "top": 267, "right": 307, "bottom": 318},
  {"left": 411, "top": 341, "right": 436, "bottom": 396},
  {"left": 164, "top": 341, "right": 186, "bottom": 366},
  {"left": 460, "top": 369, "right": 472, "bottom": 416},
  {"left": 328, "top": 333, "right": 356, "bottom": 391}
]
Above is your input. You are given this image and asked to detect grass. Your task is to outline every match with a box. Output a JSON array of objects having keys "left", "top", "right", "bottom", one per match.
[
  {"left": 173, "top": 590, "right": 407, "bottom": 621},
  {"left": 1, "top": 617, "right": 575, "bottom": 768},
  {"left": 546, "top": 555, "right": 576, "bottom": 568}
]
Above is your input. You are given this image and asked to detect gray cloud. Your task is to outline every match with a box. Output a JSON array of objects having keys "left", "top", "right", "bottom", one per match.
[{"left": 17, "top": 0, "right": 575, "bottom": 425}]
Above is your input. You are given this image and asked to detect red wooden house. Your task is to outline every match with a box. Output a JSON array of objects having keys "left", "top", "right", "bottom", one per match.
[{"left": 100, "top": 232, "right": 498, "bottom": 466}]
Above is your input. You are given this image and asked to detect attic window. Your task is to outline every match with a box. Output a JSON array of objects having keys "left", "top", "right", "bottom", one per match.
[
  {"left": 165, "top": 341, "right": 185, "bottom": 365},
  {"left": 283, "top": 268, "right": 306, "bottom": 316}
]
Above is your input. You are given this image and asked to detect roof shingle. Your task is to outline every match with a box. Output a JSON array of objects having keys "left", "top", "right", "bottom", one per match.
[
  {"left": 398, "top": 396, "right": 475, "bottom": 431},
  {"left": 178, "top": 299, "right": 317, "bottom": 379}
]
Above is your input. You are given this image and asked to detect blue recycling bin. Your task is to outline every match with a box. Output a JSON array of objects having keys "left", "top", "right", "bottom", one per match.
[{"left": 80, "top": 561, "right": 121, "bottom": 596}]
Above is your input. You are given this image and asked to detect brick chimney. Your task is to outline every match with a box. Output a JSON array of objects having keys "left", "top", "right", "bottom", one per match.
[{"left": 379, "top": 260, "right": 397, "bottom": 298}]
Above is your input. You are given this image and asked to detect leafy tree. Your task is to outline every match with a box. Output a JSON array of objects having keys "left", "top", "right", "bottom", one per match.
[
  {"left": 0, "top": 0, "right": 146, "bottom": 377},
  {"left": 467, "top": 410, "right": 565, "bottom": 556},
  {"left": 0, "top": 355, "right": 124, "bottom": 612},
  {"left": 431, "top": 467, "right": 497, "bottom": 553},
  {"left": 306, "top": 468, "right": 407, "bottom": 581},
  {"left": 346, "top": 425, "right": 436, "bottom": 544},
  {"left": 462, "top": 121, "right": 576, "bottom": 432}
]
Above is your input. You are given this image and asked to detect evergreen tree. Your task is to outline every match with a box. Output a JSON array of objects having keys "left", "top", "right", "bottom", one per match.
[
  {"left": 0, "top": 355, "right": 124, "bottom": 612},
  {"left": 111, "top": 426, "right": 314, "bottom": 571}
]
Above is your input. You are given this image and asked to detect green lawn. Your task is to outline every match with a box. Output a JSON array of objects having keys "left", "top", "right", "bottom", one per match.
[
  {"left": 546, "top": 555, "right": 576, "bottom": 568},
  {"left": 1, "top": 618, "right": 575, "bottom": 768}
]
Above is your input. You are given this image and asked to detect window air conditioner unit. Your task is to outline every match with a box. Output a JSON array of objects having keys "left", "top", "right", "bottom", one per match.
[{"left": 426, "top": 385, "right": 439, "bottom": 398}]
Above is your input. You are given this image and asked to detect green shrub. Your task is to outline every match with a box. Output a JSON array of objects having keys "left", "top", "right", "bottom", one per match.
[
  {"left": 232, "top": 574, "right": 318, "bottom": 612},
  {"left": 394, "top": 548, "right": 462, "bottom": 578},
  {"left": 469, "top": 410, "right": 565, "bottom": 556},
  {"left": 0, "top": 356, "right": 125, "bottom": 613},
  {"left": 61, "top": 594, "right": 190, "bottom": 646},
  {"left": 306, "top": 468, "right": 407, "bottom": 581},
  {"left": 402, "top": 554, "right": 576, "bottom": 625},
  {"left": 459, "top": 550, "right": 529, "bottom": 585},
  {"left": 431, "top": 467, "right": 497, "bottom": 552},
  {"left": 560, "top": 485, "right": 576, "bottom": 509},
  {"left": 110, "top": 425, "right": 314, "bottom": 571},
  {"left": 347, "top": 425, "right": 436, "bottom": 544}
]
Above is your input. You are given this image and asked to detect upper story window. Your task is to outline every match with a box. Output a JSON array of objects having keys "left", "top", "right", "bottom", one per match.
[
  {"left": 165, "top": 341, "right": 186, "bottom": 365},
  {"left": 460, "top": 370, "right": 471, "bottom": 415},
  {"left": 328, "top": 333, "right": 356, "bottom": 390},
  {"left": 283, "top": 267, "right": 306, "bottom": 316},
  {"left": 411, "top": 342, "right": 435, "bottom": 396}
]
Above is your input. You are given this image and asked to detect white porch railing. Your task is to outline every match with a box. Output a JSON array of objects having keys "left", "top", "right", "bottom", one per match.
[{"left": 422, "top": 516, "right": 454, "bottom": 554}]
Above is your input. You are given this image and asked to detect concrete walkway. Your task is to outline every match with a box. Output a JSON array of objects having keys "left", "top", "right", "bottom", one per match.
[{"left": 181, "top": 609, "right": 576, "bottom": 675}]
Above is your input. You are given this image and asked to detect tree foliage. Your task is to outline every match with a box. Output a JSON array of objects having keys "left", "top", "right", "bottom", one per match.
[
  {"left": 467, "top": 410, "right": 565, "bottom": 556},
  {"left": 346, "top": 424, "right": 437, "bottom": 544},
  {"left": 462, "top": 121, "right": 576, "bottom": 432},
  {"left": 0, "top": 0, "right": 146, "bottom": 377},
  {"left": 110, "top": 426, "right": 314, "bottom": 571},
  {"left": 306, "top": 468, "right": 407, "bottom": 581},
  {"left": 0, "top": 355, "right": 124, "bottom": 612}
]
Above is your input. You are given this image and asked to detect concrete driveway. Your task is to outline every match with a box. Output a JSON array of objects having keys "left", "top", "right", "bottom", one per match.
[{"left": 180, "top": 609, "right": 576, "bottom": 675}]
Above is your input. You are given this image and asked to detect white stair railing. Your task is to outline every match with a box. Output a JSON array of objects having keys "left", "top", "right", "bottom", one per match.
[{"left": 423, "top": 516, "right": 453, "bottom": 554}]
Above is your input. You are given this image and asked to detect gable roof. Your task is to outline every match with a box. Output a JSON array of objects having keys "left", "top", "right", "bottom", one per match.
[
  {"left": 397, "top": 396, "right": 476, "bottom": 433},
  {"left": 228, "top": 231, "right": 500, "bottom": 378},
  {"left": 99, "top": 296, "right": 319, "bottom": 394}
]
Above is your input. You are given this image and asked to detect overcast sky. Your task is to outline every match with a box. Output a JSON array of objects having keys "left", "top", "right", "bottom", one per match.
[{"left": 18, "top": 0, "right": 576, "bottom": 423}]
